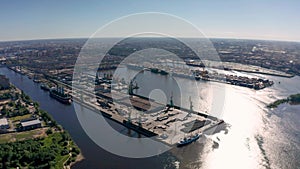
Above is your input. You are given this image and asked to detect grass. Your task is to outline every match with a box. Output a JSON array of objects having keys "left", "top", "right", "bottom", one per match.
[
  {"left": 0, "top": 84, "right": 81, "bottom": 168},
  {"left": 15, "top": 130, "right": 38, "bottom": 141},
  {"left": 56, "top": 154, "right": 70, "bottom": 169},
  {"left": 0, "top": 134, "right": 13, "bottom": 144},
  {"left": 42, "top": 132, "right": 75, "bottom": 169},
  {"left": 0, "top": 128, "right": 47, "bottom": 143},
  {"left": 43, "top": 131, "right": 60, "bottom": 146},
  {"left": 9, "top": 114, "right": 32, "bottom": 122},
  {"left": 0, "top": 131, "right": 79, "bottom": 169}
]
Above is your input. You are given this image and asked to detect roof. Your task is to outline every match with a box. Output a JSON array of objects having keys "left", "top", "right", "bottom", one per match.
[
  {"left": 0, "top": 118, "right": 8, "bottom": 126},
  {"left": 21, "top": 119, "right": 41, "bottom": 127}
]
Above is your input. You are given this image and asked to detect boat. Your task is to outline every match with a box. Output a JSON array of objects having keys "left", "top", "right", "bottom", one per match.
[
  {"left": 159, "top": 70, "right": 169, "bottom": 75},
  {"left": 49, "top": 87, "right": 72, "bottom": 104},
  {"left": 150, "top": 68, "right": 159, "bottom": 74},
  {"left": 150, "top": 68, "right": 169, "bottom": 75},
  {"left": 177, "top": 133, "right": 201, "bottom": 147},
  {"left": 33, "top": 79, "right": 41, "bottom": 83},
  {"left": 33, "top": 74, "right": 41, "bottom": 83},
  {"left": 40, "top": 83, "right": 50, "bottom": 91},
  {"left": 194, "top": 75, "right": 201, "bottom": 80},
  {"left": 127, "top": 64, "right": 143, "bottom": 71}
]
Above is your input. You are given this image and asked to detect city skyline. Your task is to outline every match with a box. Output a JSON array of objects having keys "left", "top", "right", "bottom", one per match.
[{"left": 1, "top": 0, "right": 300, "bottom": 42}]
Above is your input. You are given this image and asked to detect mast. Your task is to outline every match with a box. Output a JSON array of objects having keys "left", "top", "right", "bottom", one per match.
[
  {"left": 188, "top": 96, "right": 193, "bottom": 117},
  {"left": 170, "top": 92, "right": 174, "bottom": 108},
  {"left": 127, "top": 109, "right": 132, "bottom": 135},
  {"left": 138, "top": 115, "right": 142, "bottom": 138},
  {"left": 128, "top": 80, "right": 134, "bottom": 95}
]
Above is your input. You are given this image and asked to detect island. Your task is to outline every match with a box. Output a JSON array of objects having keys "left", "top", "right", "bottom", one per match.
[
  {"left": 0, "top": 75, "right": 82, "bottom": 168},
  {"left": 267, "top": 93, "right": 300, "bottom": 108}
]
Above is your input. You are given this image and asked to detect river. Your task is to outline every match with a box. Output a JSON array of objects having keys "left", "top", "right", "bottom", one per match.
[{"left": 1, "top": 67, "right": 299, "bottom": 169}]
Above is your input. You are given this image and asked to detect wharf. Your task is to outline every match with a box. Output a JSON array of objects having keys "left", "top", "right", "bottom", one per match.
[
  {"left": 72, "top": 89, "right": 223, "bottom": 146},
  {"left": 7, "top": 65, "right": 225, "bottom": 146},
  {"left": 126, "top": 64, "right": 274, "bottom": 90}
]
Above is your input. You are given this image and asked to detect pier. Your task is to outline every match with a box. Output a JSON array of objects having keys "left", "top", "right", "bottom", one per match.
[
  {"left": 8, "top": 65, "right": 225, "bottom": 146},
  {"left": 127, "top": 63, "right": 274, "bottom": 90},
  {"left": 71, "top": 85, "right": 224, "bottom": 146}
]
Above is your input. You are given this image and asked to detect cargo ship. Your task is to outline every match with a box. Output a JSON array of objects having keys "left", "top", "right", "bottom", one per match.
[{"left": 49, "top": 86, "right": 72, "bottom": 104}]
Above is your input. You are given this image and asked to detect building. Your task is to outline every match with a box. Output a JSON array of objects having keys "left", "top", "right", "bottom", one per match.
[
  {"left": 0, "top": 118, "right": 9, "bottom": 129},
  {"left": 20, "top": 118, "right": 42, "bottom": 130},
  {"left": 0, "top": 75, "right": 10, "bottom": 89}
]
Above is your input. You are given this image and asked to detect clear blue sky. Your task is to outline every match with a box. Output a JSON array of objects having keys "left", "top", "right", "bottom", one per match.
[{"left": 0, "top": 0, "right": 300, "bottom": 41}]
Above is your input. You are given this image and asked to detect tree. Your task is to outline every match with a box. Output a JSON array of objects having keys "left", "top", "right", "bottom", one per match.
[
  {"left": 1, "top": 106, "right": 8, "bottom": 116},
  {"left": 46, "top": 129, "right": 53, "bottom": 135}
]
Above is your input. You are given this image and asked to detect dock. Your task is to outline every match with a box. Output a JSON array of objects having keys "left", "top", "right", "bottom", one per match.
[
  {"left": 8, "top": 65, "right": 225, "bottom": 146},
  {"left": 71, "top": 87, "right": 224, "bottom": 146},
  {"left": 127, "top": 63, "right": 274, "bottom": 90}
]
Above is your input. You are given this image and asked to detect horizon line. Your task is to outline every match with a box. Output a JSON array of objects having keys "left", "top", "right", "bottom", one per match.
[{"left": 0, "top": 36, "right": 299, "bottom": 43}]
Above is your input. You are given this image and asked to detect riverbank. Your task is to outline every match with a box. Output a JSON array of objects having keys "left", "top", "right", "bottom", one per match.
[
  {"left": 0, "top": 73, "right": 82, "bottom": 168},
  {"left": 65, "top": 152, "right": 84, "bottom": 169}
]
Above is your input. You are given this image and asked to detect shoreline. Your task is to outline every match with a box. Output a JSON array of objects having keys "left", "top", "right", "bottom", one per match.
[
  {"left": 267, "top": 93, "right": 300, "bottom": 108},
  {"left": 65, "top": 152, "right": 85, "bottom": 169},
  {"left": 0, "top": 68, "right": 83, "bottom": 169}
]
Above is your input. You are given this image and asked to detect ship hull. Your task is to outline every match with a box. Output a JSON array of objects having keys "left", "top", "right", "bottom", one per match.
[
  {"left": 177, "top": 134, "right": 201, "bottom": 147},
  {"left": 49, "top": 91, "right": 72, "bottom": 104}
]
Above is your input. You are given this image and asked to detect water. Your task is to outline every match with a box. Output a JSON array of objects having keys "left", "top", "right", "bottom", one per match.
[
  {"left": 0, "top": 68, "right": 176, "bottom": 169},
  {"left": 1, "top": 67, "right": 299, "bottom": 169}
]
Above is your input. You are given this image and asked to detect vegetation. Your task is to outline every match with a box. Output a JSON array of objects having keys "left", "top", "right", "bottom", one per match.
[
  {"left": 0, "top": 90, "right": 31, "bottom": 118},
  {"left": 267, "top": 93, "right": 300, "bottom": 108},
  {"left": 37, "top": 109, "right": 58, "bottom": 128},
  {"left": 4, "top": 101, "right": 30, "bottom": 118},
  {"left": 267, "top": 99, "right": 289, "bottom": 108},
  {"left": 20, "top": 90, "right": 32, "bottom": 104},
  {"left": 0, "top": 129, "right": 45, "bottom": 144},
  {"left": 10, "top": 114, "right": 32, "bottom": 122},
  {"left": 289, "top": 94, "right": 300, "bottom": 104},
  {"left": 0, "top": 92, "right": 12, "bottom": 100},
  {"left": 0, "top": 85, "right": 81, "bottom": 168},
  {"left": 0, "top": 132, "right": 80, "bottom": 169}
]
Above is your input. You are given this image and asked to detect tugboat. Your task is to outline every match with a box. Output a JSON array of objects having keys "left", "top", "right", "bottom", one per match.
[
  {"left": 194, "top": 75, "right": 201, "bottom": 81},
  {"left": 177, "top": 133, "right": 202, "bottom": 147},
  {"left": 159, "top": 70, "right": 169, "bottom": 75},
  {"left": 40, "top": 83, "right": 50, "bottom": 91},
  {"left": 150, "top": 68, "right": 159, "bottom": 74},
  {"left": 33, "top": 74, "right": 41, "bottom": 83},
  {"left": 49, "top": 86, "right": 72, "bottom": 104}
]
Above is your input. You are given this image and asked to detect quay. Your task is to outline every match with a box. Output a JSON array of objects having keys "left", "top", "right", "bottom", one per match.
[
  {"left": 127, "top": 63, "right": 274, "bottom": 90},
  {"left": 71, "top": 86, "right": 224, "bottom": 146},
  {"left": 187, "top": 60, "right": 294, "bottom": 78},
  {"left": 7, "top": 65, "right": 225, "bottom": 146}
]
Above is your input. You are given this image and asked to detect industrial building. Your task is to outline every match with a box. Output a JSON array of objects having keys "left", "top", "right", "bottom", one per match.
[
  {"left": 20, "top": 118, "right": 42, "bottom": 130},
  {"left": 0, "top": 118, "right": 9, "bottom": 129}
]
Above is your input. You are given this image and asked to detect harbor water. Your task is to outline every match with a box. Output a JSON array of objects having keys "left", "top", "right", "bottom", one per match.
[{"left": 1, "top": 67, "right": 299, "bottom": 169}]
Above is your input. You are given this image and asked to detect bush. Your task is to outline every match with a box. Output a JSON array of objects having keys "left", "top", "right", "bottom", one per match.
[
  {"left": 46, "top": 129, "right": 53, "bottom": 135},
  {"left": 61, "top": 149, "right": 69, "bottom": 156}
]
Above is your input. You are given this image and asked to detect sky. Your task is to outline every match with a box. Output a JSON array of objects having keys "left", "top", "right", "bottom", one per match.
[{"left": 0, "top": 0, "right": 300, "bottom": 42}]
